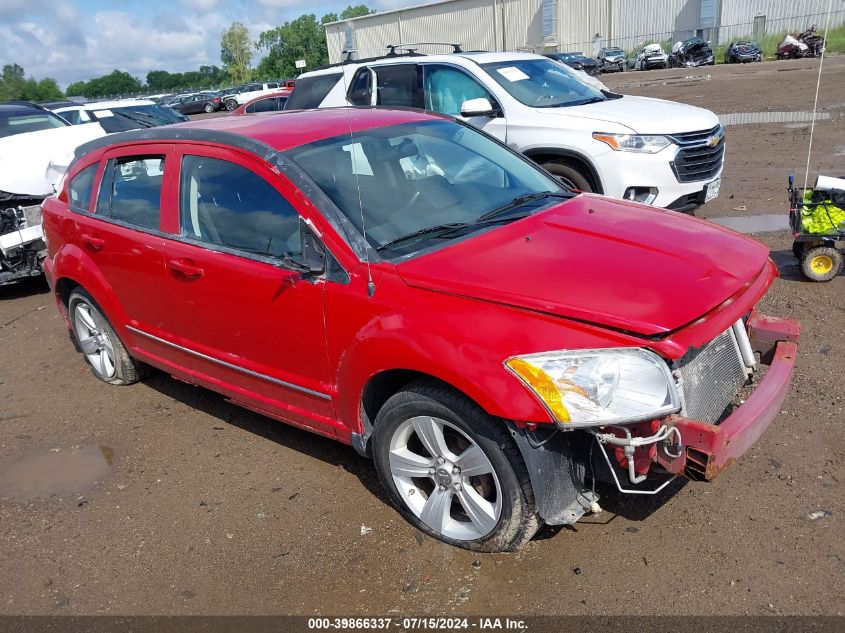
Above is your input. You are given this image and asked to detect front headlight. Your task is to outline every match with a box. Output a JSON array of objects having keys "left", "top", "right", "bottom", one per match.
[
  {"left": 592, "top": 132, "right": 672, "bottom": 153},
  {"left": 505, "top": 348, "right": 680, "bottom": 427}
]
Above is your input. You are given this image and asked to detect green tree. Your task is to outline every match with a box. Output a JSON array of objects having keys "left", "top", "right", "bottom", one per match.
[
  {"left": 256, "top": 14, "right": 331, "bottom": 79},
  {"left": 0, "top": 64, "right": 64, "bottom": 101},
  {"left": 340, "top": 4, "right": 375, "bottom": 19},
  {"left": 65, "top": 81, "right": 87, "bottom": 97},
  {"left": 221, "top": 22, "right": 252, "bottom": 83},
  {"left": 84, "top": 70, "right": 142, "bottom": 98}
]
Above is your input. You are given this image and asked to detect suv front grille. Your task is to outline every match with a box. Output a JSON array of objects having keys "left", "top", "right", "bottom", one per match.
[
  {"left": 668, "top": 125, "right": 725, "bottom": 183},
  {"left": 674, "top": 326, "right": 748, "bottom": 424}
]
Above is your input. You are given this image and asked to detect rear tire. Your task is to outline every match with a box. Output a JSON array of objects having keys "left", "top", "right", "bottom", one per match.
[
  {"left": 204, "top": 103, "right": 214, "bottom": 113},
  {"left": 542, "top": 160, "right": 594, "bottom": 192},
  {"left": 801, "top": 246, "right": 842, "bottom": 282},
  {"left": 371, "top": 381, "right": 540, "bottom": 552},
  {"left": 68, "top": 290, "right": 142, "bottom": 385}
]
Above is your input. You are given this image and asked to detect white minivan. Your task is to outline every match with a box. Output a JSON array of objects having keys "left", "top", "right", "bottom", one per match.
[{"left": 289, "top": 51, "right": 724, "bottom": 211}]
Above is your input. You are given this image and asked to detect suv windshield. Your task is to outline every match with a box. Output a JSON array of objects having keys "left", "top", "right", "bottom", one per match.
[
  {"left": 480, "top": 59, "right": 605, "bottom": 108},
  {"left": 0, "top": 109, "right": 68, "bottom": 138},
  {"left": 286, "top": 119, "right": 569, "bottom": 257}
]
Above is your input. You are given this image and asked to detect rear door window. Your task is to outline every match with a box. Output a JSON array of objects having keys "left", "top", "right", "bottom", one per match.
[
  {"left": 99, "top": 156, "right": 165, "bottom": 230},
  {"left": 179, "top": 155, "right": 301, "bottom": 258},
  {"left": 285, "top": 72, "right": 343, "bottom": 109},
  {"left": 373, "top": 64, "right": 419, "bottom": 108}
]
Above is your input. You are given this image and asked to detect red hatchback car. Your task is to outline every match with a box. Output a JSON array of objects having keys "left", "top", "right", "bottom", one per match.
[{"left": 41, "top": 108, "right": 799, "bottom": 551}]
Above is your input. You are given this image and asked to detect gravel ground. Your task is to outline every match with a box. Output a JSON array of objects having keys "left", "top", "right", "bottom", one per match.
[{"left": 0, "top": 58, "right": 843, "bottom": 617}]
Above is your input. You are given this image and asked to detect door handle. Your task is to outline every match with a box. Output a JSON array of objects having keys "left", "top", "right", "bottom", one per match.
[
  {"left": 168, "top": 258, "right": 204, "bottom": 279},
  {"left": 80, "top": 233, "right": 104, "bottom": 251}
]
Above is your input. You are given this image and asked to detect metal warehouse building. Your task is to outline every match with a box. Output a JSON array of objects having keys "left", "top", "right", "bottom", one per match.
[{"left": 324, "top": 0, "right": 845, "bottom": 63}]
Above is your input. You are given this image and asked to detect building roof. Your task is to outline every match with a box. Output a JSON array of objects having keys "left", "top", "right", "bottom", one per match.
[{"left": 324, "top": 0, "right": 465, "bottom": 27}]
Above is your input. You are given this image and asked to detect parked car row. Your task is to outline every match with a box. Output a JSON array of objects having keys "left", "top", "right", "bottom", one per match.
[{"left": 549, "top": 33, "right": 814, "bottom": 73}]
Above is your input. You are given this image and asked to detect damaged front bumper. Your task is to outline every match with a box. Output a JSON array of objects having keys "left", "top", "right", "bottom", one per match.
[
  {"left": 655, "top": 314, "right": 799, "bottom": 480},
  {"left": 510, "top": 313, "right": 799, "bottom": 526}
]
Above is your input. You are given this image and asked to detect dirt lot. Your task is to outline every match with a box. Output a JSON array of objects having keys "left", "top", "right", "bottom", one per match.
[{"left": 1, "top": 58, "right": 843, "bottom": 617}]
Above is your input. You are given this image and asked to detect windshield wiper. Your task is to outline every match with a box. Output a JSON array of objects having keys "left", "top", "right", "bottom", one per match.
[
  {"left": 476, "top": 192, "right": 571, "bottom": 222},
  {"left": 377, "top": 223, "right": 474, "bottom": 251}
]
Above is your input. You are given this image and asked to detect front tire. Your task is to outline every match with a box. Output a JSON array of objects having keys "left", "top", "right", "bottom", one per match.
[
  {"left": 371, "top": 381, "right": 540, "bottom": 552},
  {"left": 542, "top": 160, "right": 593, "bottom": 192},
  {"left": 68, "top": 290, "right": 142, "bottom": 385},
  {"left": 225, "top": 99, "right": 237, "bottom": 111}
]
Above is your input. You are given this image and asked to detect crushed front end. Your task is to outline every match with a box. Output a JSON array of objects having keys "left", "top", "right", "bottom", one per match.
[
  {"left": 590, "top": 312, "right": 799, "bottom": 492},
  {"left": 0, "top": 204, "right": 46, "bottom": 285}
]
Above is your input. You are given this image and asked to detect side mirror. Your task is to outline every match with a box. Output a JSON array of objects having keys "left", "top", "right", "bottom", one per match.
[{"left": 460, "top": 98, "right": 498, "bottom": 118}]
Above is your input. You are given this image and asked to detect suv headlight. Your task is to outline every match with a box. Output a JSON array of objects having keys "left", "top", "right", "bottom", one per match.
[
  {"left": 505, "top": 348, "right": 680, "bottom": 428},
  {"left": 593, "top": 133, "right": 672, "bottom": 153}
]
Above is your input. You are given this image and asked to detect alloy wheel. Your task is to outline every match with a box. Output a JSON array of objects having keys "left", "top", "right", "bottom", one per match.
[
  {"left": 73, "top": 302, "right": 116, "bottom": 380},
  {"left": 388, "top": 416, "right": 502, "bottom": 541}
]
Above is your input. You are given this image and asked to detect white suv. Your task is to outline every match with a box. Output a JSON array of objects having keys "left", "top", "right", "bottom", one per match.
[{"left": 288, "top": 51, "right": 724, "bottom": 211}]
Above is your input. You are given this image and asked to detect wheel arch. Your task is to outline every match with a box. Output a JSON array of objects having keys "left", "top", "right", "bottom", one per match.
[{"left": 523, "top": 148, "right": 604, "bottom": 193}]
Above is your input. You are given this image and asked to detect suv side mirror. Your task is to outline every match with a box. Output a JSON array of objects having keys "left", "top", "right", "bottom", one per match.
[{"left": 460, "top": 98, "right": 498, "bottom": 118}]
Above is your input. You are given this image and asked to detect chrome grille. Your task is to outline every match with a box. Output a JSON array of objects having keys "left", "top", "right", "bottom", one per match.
[
  {"left": 667, "top": 125, "right": 725, "bottom": 183},
  {"left": 674, "top": 327, "right": 748, "bottom": 424}
]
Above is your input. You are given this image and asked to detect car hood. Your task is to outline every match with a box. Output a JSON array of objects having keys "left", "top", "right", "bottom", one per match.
[
  {"left": 0, "top": 124, "right": 106, "bottom": 196},
  {"left": 395, "top": 196, "right": 771, "bottom": 337},
  {"left": 537, "top": 94, "right": 719, "bottom": 134}
]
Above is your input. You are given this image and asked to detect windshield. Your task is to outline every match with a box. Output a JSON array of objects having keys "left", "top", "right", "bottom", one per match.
[
  {"left": 480, "top": 59, "right": 605, "bottom": 108},
  {"left": 286, "top": 120, "right": 567, "bottom": 257},
  {"left": 0, "top": 110, "right": 68, "bottom": 138},
  {"left": 603, "top": 48, "right": 623, "bottom": 55}
]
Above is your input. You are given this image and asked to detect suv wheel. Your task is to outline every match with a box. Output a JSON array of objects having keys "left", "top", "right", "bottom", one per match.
[
  {"left": 372, "top": 381, "right": 540, "bottom": 552},
  {"left": 542, "top": 160, "right": 593, "bottom": 192},
  {"left": 68, "top": 290, "right": 142, "bottom": 385},
  {"left": 225, "top": 99, "right": 237, "bottom": 111}
]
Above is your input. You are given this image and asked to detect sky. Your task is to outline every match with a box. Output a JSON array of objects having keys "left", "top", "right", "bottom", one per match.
[{"left": 0, "top": 0, "right": 408, "bottom": 88}]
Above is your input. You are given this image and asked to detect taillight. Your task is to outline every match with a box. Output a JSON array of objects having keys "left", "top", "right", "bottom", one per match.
[{"left": 214, "top": 97, "right": 220, "bottom": 102}]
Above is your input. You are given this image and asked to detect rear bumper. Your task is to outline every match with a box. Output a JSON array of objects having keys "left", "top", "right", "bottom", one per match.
[{"left": 656, "top": 314, "right": 799, "bottom": 480}]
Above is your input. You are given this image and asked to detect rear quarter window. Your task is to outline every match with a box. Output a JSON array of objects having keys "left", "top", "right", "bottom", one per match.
[
  {"left": 286, "top": 73, "right": 343, "bottom": 110},
  {"left": 67, "top": 163, "right": 99, "bottom": 212}
]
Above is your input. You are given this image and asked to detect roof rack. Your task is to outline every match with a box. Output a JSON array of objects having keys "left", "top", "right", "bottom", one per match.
[{"left": 387, "top": 42, "right": 463, "bottom": 55}]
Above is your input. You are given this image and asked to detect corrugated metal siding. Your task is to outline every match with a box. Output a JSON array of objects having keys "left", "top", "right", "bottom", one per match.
[
  {"left": 401, "top": 0, "right": 500, "bottom": 52},
  {"left": 325, "top": 0, "right": 845, "bottom": 63}
]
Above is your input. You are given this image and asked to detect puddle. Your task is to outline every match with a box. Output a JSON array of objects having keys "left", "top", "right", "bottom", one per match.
[
  {"left": 0, "top": 444, "right": 113, "bottom": 502},
  {"left": 709, "top": 214, "right": 790, "bottom": 234},
  {"left": 720, "top": 111, "right": 831, "bottom": 126}
]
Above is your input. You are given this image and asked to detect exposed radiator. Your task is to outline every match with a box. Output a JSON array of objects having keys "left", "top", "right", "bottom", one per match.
[{"left": 674, "top": 325, "right": 749, "bottom": 423}]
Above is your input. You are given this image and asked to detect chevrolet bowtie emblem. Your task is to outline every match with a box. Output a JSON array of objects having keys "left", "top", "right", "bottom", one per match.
[{"left": 706, "top": 134, "right": 721, "bottom": 147}]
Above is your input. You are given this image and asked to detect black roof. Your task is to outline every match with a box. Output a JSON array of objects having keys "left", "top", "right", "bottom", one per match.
[{"left": 0, "top": 100, "right": 50, "bottom": 113}]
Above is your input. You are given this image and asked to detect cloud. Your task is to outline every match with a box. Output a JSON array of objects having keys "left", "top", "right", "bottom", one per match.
[{"left": 0, "top": 0, "right": 362, "bottom": 88}]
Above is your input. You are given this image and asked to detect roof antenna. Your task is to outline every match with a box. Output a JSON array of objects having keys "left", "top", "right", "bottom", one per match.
[
  {"left": 802, "top": 0, "right": 833, "bottom": 193},
  {"left": 339, "top": 62, "right": 376, "bottom": 297}
]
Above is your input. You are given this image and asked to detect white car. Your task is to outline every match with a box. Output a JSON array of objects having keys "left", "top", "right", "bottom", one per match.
[
  {"left": 0, "top": 102, "right": 105, "bottom": 284},
  {"left": 629, "top": 43, "right": 669, "bottom": 71},
  {"left": 288, "top": 51, "right": 723, "bottom": 211},
  {"left": 222, "top": 82, "right": 285, "bottom": 111},
  {"left": 51, "top": 99, "right": 187, "bottom": 133}
]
